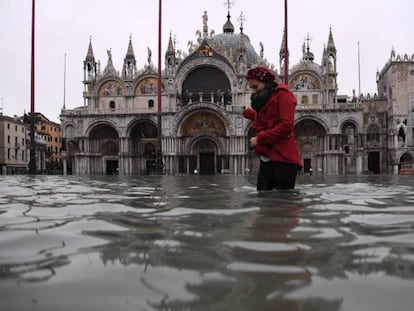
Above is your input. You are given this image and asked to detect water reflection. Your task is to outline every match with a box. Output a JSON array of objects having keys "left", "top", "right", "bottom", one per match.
[{"left": 0, "top": 175, "right": 414, "bottom": 310}]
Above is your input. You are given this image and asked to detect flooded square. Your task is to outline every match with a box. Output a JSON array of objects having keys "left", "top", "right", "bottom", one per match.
[{"left": 1, "top": 174, "right": 414, "bottom": 311}]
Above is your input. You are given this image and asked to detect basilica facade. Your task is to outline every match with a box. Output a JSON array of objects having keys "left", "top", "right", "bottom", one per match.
[{"left": 60, "top": 10, "right": 414, "bottom": 175}]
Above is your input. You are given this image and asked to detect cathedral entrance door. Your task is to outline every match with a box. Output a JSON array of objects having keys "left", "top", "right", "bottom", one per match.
[
  {"left": 199, "top": 152, "right": 215, "bottom": 175},
  {"left": 303, "top": 158, "right": 312, "bottom": 174},
  {"left": 106, "top": 160, "right": 119, "bottom": 175},
  {"left": 368, "top": 152, "right": 380, "bottom": 174}
]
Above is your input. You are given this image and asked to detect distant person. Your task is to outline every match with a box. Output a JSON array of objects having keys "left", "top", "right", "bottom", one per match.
[{"left": 243, "top": 66, "right": 302, "bottom": 190}]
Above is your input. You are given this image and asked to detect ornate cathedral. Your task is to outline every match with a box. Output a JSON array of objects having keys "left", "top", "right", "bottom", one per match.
[{"left": 60, "top": 8, "right": 414, "bottom": 175}]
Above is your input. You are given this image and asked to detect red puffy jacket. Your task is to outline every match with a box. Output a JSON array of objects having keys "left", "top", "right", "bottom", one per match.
[{"left": 243, "top": 84, "right": 303, "bottom": 168}]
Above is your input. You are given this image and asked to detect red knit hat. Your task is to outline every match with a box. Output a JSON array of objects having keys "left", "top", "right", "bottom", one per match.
[{"left": 246, "top": 66, "right": 276, "bottom": 82}]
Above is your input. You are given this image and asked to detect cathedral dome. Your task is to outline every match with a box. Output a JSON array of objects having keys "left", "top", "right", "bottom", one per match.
[
  {"left": 212, "top": 32, "right": 259, "bottom": 65},
  {"left": 211, "top": 14, "right": 259, "bottom": 66}
]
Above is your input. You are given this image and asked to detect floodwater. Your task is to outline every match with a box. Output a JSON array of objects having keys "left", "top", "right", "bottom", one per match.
[{"left": 1, "top": 174, "right": 414, "bottom": 311}]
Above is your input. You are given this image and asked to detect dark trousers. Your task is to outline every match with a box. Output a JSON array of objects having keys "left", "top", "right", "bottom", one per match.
[{"left": 257, "top": 161, "right": 298, "bottom": 191}]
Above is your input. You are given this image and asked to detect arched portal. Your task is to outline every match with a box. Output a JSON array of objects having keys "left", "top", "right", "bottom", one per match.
[
  {"left": 191, "top": 138, "right": 218, "bottom": 175},
  {"left": 294, "top": 119, "right": 327, "bottom": 174},
  {"left": 178, "top": 110, "right": 227, "bottom": 175},
  {"left": 89, "top": 124, "right": 119, "bottom": 174},
  {"left": 128, "top": 120, "right": 158, "bottom": 174},
  {"left": 399, "top": 152, "right": 413, "bottom": 174}
]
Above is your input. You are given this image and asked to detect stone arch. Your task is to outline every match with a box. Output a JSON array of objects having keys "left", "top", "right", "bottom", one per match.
[
  {"left": 294, "top": 118, "right": 327, "bottom": 140},
  {"left": 88, "top": 123, "right": 119, "bottom": 156},
  {"left": 180, "top": 65, "right": 232, "bottom": 105},
  {"left": 64, "top": 124, "right": 75, "bottom": 139},
  {"left": 188, "top": 135, "right": 222, "bottom": 175},
  {"left": 175, "top": 59, "right": 237, "bottom": 97},
  {"left": 294, "top": 118, "right": 328, "bottom": 173},
  {"left": 341, "top": 120, "right": 359, "bottom": 146},
  {"left": 189, "top": 135, "right": 220, "bottom": 155},
  {"left": 340, "top": 118, "right": 361, "bottom": 133},
  {"left": 127, "top": 119, "right": 158, "bottom": 158},
  {"left": 399, "top": 152, "right": 413, "bottom": 164},
  {"left": 399, "top": 152, "right": 414, "bottom": 172},
  {"left": 295, "top": 115, "right": 330, "bottom": 134},
  {"left": 85, "top": 120, "right": 120, "bottom": 137}
]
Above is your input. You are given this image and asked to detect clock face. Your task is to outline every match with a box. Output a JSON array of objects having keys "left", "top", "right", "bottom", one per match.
[{"left": 292, "top": 74, "right": 319, "bottom": 90}]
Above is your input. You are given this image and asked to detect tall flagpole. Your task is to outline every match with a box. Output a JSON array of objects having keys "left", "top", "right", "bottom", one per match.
[
  {"left": 29, "top": 0, "right": 37, "bottom": 173},
  {"left": 284, "top": 0, "right": 289, "bottom": 85},
  {"left": 156, "top": 0, "right": 164, "bottom": 173},
  {"left": 358, "top": 41, "right": 361, "bottom": 96},
  {"left": 63, "top": 53, "right": 67, "bottom": 110}
]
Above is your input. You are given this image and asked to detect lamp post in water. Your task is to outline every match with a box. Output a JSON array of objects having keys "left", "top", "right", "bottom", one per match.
[{"left": 28, "top": 0, "right": 37, "bottom": 174}]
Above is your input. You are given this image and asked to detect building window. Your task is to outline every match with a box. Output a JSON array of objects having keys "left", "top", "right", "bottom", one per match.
[
  {"left": 301, "top": 95, "right": 308, "bottom": 105},
  {"left": 367, "top": 124, "right": 380, "bottom": 143},
  {"left": 109, "top": 101, "right": 116, "bottom": 109},
  {"left": 148, "top": 99, "right": 154, "bottom": 109},
  {"left": 312, "top": 94, "right": 318, "bottom": 105}
]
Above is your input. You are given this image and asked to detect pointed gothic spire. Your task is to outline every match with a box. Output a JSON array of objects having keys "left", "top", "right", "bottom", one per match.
[
  {"left": 321, "top": 44, "right": 327, "bottom": 65},
  {"left": 123, "top": 35, "right": 137, "bottom": 79},
  {"left": 327, "top": 26, "right": 336, "bottom": 53},
  {"left": 166, "top": 32, "right": 174, "bottom": 55},
  {"left": 86, "top": 36, "right": 95, "bottom": 61},
  {"left": 125, "top": 34, "right": 135, "bottom": 58}
]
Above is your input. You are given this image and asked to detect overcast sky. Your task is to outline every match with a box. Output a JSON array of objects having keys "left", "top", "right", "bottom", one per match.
[{"left": 0, "top": 0, "right": 412, "bottom": 122}]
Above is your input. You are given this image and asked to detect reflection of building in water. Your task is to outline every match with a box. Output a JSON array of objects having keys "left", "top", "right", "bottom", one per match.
[{"left": 60, "top": 7, "right": 414, "bottom": 176}]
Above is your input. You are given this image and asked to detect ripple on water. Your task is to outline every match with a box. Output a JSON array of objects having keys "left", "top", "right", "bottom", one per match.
[
  {"left": 223, "top": 241, "right": 310, "bottom": 252},
  {"left": 226, "top": 262, "right": 309, "bottom": 274}
]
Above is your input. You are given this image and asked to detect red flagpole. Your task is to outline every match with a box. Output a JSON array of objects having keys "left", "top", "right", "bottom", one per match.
[
  {"left": 156, "top": 0, "right": 163, "bottom": 173},
  {"left": 157, "top": 0, "right": 162, "bottom": 116},
  {"left": 29, "top": 0, "right": 37, "bottom": 173},
  {"left": 284, "top": 0, "right": 289, "bottom": 85}
]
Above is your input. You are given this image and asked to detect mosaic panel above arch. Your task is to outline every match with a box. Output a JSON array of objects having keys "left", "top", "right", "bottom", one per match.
[
  {"left": 99, "top": 80, "right": 125, "bottom": 96},
  {"left": 135, "top": 78, "right": 163, "bottom": 95},
  {"left": 291, "top": 73, "right": 320, "bottom": 90},
  {"left": 180, "top": 111, "right": 226, "bottom": 137}
]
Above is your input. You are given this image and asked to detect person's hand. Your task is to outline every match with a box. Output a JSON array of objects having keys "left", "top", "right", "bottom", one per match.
[
  {"left": 243, "top": 107, "right": 255, "bottom": 120},
  {"left": 249, "top": 136, "right": 258, "bottom": 148}
]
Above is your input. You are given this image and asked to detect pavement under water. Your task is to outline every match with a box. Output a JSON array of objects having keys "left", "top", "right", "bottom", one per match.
[{"left": 0, "top": 174, "right": 414, "bottom": 311}]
